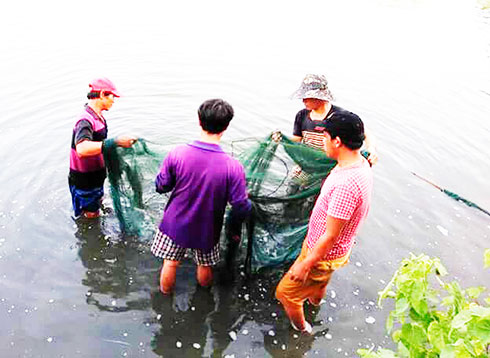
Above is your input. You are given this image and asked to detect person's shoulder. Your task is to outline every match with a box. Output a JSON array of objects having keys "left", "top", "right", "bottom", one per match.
[
  {"left": 296, "top": 108, "right": 309, "bottom": 117},
  {"left": 346, "top": 161, "right": 372, "bottom": 189},
  {"left": 327, "top": 105, "right": 347, "bottom": 118},
  {"left": 74, "top": 117, "right": 93, "bottom": 130},
  {"left": 75, "top": 108, "right": 96, "bottom": 127},
  {"left": 329, "top": 105, "right": 360, "bottom": 119},
  {"left": 167, "top": 144, "right": 190, "bottom": 156}
]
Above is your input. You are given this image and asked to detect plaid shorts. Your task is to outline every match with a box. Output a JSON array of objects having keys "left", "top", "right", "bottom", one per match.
[{"left": 150, "top": 230, "right": 220, "bottom": 267}]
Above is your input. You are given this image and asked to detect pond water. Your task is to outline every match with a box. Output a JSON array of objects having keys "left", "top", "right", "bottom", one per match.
[{"left": 1, "top": 0, "right": 489, "bottom": 357}]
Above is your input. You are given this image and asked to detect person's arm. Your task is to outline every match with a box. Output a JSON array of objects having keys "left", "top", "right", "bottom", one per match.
[
  {"left": 292, "top": 110, "right": 305, "bottom": 143},
  {"left": 155, "top": 152, "right": 176, "bottom": 194},
  {"left": 76, "top": 140, "right": 103, "bottom": 157},
  {"left": 288, "top": 216, "right": 346, "bottom": 283},
  {"left": 76, "top": 136, "right": 137, "bottom": 157},
  {"left": 289, "top": 181, "right": 359, "bottom": 283},
  {"left": 363, "top": 129, "right": 378, "bottom": 165},
  {"left": 227, "top": 164, "right": 252, "bottom": 239}
]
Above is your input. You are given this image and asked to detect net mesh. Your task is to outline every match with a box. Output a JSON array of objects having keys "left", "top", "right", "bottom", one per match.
[
  {"left": 235, "top": 135, "right": 337, "bottom": 272},
  {"left": 104, "top": 135, "right": 339, "bottom": 273},
  {"left": 103, "top": 139, "right": 167, "bottom": 237}
]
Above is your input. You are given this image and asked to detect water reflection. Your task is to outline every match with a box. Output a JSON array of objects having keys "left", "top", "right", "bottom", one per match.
[
  {"left": 74, "top": 217, "right": 159, "bottom": 312},
  {"left": 149, "top": 264, "right": 322, "bottom": 357},
  {"left": 71, "top": 209, "right": 369, "bottom": 357}
]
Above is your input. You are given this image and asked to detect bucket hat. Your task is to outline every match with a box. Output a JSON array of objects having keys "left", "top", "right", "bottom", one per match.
[
  {"left": 291, "top": 74, "right": 334, "bottom": 101},
  {"left": 89, "top": 77, "right": 121, "bottom": 97}
]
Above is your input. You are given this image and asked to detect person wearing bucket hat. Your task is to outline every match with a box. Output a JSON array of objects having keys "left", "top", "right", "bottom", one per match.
[
  {"left": 276, "top": 110, "right": 373, "bottom": 334},
  {"left": 273, "top": 74, "right": 378, "bottom": 165},
  {"left": 68, "top": 78, "right": 137, "bottom": 219}
]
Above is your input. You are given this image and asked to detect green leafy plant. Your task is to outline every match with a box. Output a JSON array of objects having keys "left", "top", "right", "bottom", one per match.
[
  {"left": 358, "top": 251, "right": 490, "bottom": 358},
  {"left": 478, "top": 0, "right": 490, "bottom": 10}
]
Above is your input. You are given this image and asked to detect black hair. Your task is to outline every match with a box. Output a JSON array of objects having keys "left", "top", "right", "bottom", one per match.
[
  {"left": 198, "top": 99, "right": 234, "bottom": 134},
  {"left": 87, "top": 91, "right": 112, "bottom": 99},
  {"left": 87, "top": 91, "right": 101, "bottom": 99},
  {"left": 324, "top": 111, "right": 365, "bottom": 150}
]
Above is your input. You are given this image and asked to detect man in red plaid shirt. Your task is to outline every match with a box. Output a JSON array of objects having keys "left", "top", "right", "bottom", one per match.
[{"left": 276, "top": 109, "right": 373, "bottom": 334}]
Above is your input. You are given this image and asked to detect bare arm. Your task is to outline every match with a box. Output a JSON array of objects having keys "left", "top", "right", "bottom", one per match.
[
  {"left": 76, "top": 140, "right": 102, "bottom": 157},
  {"left": 288, "top": 216, "right": 347, "bottom": 283},
  {"left": 363, "top": 129, "right": 378, "bottom": 165},
  {"left": 76, "top": 135, "right": 137, "bottom": 158},
  {"left": 291, "top": 135, "right": 303, "bottom": 143}
]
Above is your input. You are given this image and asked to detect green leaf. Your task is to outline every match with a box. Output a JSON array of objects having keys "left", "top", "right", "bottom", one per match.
[
  {"left": 366, "top": 252, "right": 490, "bottom": 358},
  {"left": 392, "top": 329, "right": 402, "bottom": 342},
  {"left": 441, "top": 295, "right": 453, "bottom": 307},
  {"left": 427, "top": 321, "right": 446, "bottom": 352},
  {"left": 440, "top": 339, "right": 472, "bottom": 358},
  {"left": 410, "top": 281, "right": 428, "bottom": 317},
  {"left": 468, "top": 318, "right": 490, "bottom": 343},
  {"left": 400, "top": 323, "right": 427, "bottom": 349},
  {"left": 395, "top": 297, "right": 410, "bottom": 315},
  {"left": 467, "top": 338, "right": 486, "bottom": 356},
  {"left": 468, "top": 304, "right": 490, "bottom": 318},
  {"left": 465, "top": 286, "right": 485, "bottom": 299},
  {"left": 426, "top": 288, "right": 440, "bottom": 306},
  {"left": 378, "top": 273, "right": 398, "bottom": 307},
  {"left": 447, "top": 282, "right": 465, "bottom": 313},
  {"left": 357, "top": 348, "right": 376, "bottom": 358},
  {"left": 451, "top": 310, "right": 472, "bottom": 330},
  {"left": 396, "top": 274, "right": 414, "bottom": 296},
  {"left": 440, "top": 345, "right": 455, "bottom": 358},
  {"left": 374, "top": 349, "right": 398, "bottom": 358},
  {"left": 397, "top": 342, "right": 409, "bottom": 357}
]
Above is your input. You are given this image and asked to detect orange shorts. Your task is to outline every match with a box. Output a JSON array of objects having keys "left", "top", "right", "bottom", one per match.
[{"left": 275, "top": 241, "right": 350, "bottom": 310}]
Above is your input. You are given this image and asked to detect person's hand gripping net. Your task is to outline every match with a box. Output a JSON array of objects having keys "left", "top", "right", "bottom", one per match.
[{"left": 271, "top": 130, "right": 282, "bottom": 143}]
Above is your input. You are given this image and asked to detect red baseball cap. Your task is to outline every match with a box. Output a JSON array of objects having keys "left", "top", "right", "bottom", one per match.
[{"left": 89, "top": 77, "right": 121, "bottom": 97}]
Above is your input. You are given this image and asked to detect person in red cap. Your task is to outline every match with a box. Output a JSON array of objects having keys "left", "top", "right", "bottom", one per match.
[{"left": 68, "top": 78, "right": 137, "bottom": 218}]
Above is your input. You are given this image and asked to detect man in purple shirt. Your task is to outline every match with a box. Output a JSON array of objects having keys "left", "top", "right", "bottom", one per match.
[{"left": 151, "top": 99, "right": 251, "bottom": 294}]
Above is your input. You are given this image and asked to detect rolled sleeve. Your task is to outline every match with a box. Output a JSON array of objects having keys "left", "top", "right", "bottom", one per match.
[
  {"left": 74, "top": 120, "right": 94, "bottom": 145},
  {"left": 293, "top": 110, "right": 304, "bottom": 137}
]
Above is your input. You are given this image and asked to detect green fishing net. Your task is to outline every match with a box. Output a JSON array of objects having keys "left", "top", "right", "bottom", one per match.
[
  {"left": 104, "top": 135, "right": 338, "bottom": 273},
  {"left": 234, "top": 135, "right": 337, "bottom": 272},
  {"left": 103, "top": 139, "right": 167, "bottom": 237}
]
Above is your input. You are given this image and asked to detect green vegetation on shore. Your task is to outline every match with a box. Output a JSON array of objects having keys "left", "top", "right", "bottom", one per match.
[{"left": 358, "top": 250, "right": 490, "bottom": 357}]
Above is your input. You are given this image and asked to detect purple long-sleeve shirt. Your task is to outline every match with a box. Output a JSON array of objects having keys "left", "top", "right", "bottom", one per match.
[{"left": 156, "top": 141, "right": 251, "bottom": 252}]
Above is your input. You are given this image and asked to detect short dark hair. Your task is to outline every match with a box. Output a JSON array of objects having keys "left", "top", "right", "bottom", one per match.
[
  {"left": 198, "top": 99, "right": 234, "bottom": 134},
  {"left": 87, "top": 91, "right": 101, "bottom": 99},
  {"left": 324, "top": 110, "right": 365, "bottom": 150},
  {"left": 87, "top": 91, "right": 112, "bottom": 99}
]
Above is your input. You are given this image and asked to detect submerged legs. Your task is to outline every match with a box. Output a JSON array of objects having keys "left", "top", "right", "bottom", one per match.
[
  {"left": 159, "top": 261, "right": 213, "bottom": 294},
  {"left": 160, "top": 260, "right": 179, "bottom": 294}
]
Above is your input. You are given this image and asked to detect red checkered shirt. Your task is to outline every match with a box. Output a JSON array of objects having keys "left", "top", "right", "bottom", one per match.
[{"left": 306, "top": 159, "right": 373, "bottom": 260}]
